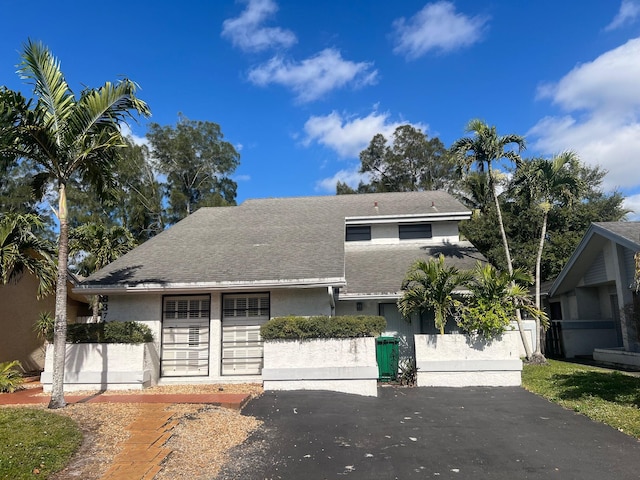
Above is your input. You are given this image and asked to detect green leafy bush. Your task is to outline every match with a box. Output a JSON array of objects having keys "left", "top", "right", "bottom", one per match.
[
  {"left": 66, "top": 321, "right": 153, "bottom": 344},
  {"left": 0, "top": 360, "right": 24, "bottom": 393},
  {"left": 261, "top": 315, "right": 386, "bottom": 340},
  {"left": 456, "top": 300, "right": 513, "bottom": 339}
]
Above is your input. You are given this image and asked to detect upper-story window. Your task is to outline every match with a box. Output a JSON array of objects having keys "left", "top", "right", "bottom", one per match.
[
  {"left": 399, "top": 223, "right": 432, "bottom": 240},
  {"left": 346, "top": 225, "right": 371, "bottom": 241}
]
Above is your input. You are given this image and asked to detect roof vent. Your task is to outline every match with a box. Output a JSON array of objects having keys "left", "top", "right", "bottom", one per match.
[{"left": 374, "top": 201, "right": 379, "bottom": 214}]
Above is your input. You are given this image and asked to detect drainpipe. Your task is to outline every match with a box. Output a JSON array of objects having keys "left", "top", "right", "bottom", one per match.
[{"left": 328, "top": 286, "right": 336, "bottom": 316}]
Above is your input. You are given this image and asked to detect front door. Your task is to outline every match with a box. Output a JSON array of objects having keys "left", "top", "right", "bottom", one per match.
[
  {"left": 161, "top": 295, "right": 210, "bottom": 376},
  {"left": 379, "top": 303, "right": 419, "bottom": 362},
  {"left": 222, "top": 293, "right": 270, "bottom": 375}
]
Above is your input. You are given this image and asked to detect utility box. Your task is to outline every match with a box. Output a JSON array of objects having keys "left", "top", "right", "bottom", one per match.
[{"left": 376, "top": 336, "right": 399, "bottom": 381}]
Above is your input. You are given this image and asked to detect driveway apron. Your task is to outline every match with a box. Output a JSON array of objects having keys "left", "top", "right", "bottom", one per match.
[{"left": 218, "top": 386, "right": 640, "bottom": 480}]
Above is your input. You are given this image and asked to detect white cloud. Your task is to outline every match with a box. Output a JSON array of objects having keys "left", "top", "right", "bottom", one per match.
[
  {"left": 221, "top": 0, "right": 296, "bottom": 52},
  {"left": 623, "top": 193, "right": 640, "bottom": 220},
  {"left": 248, "top": 48, "right": 377, "bottom": 103},
  {"left": 302, "top": 110, "right": 428, "bottom": 158},
  {"left": 392, "top": 1, "right": 488, "bottom": 59},
  {"left": 529, "top": 38, "right": 640, "bottom": 191},
  {"left": 315, "top": 166, "right": 370, "bottom": 193},
  {"left": 605, "top": 0, "right": 640, "bottom": 31},
  {"left": 120, "top": 124, "right": 148, "bottom": 147},
  {"left": 234, "top": 174, "right": 251, "bottom": 182}
]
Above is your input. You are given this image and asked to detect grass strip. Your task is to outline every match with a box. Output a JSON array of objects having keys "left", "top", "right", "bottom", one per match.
[
  {"left": 0, "top": 407, "right": 82, "bottom": 479},
  {"left": 522, "top": 359, "right": 640, "bottom": 438}
]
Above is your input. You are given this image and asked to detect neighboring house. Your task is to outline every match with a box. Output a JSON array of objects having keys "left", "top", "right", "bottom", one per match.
[
  {"left": 0, "top": 271, "right": 91, "bottom": 371},
  {"left": 548, "top": 222, "right": 640, "bottom": 367},
  {"left": 74, "top": 191, "right": 484, "bottom": 383}
]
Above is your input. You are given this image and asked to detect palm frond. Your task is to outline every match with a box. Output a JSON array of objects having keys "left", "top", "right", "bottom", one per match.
[{"left": 18, "top": 39, "right": 75, "bottom": 141}]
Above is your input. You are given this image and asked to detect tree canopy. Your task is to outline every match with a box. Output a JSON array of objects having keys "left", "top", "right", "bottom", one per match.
[
  {"left": 147, "top": 114, "right": 240, "bottom": 224},
  {"left": 338, "top": 125, "right": 458, "bottom": 194}
]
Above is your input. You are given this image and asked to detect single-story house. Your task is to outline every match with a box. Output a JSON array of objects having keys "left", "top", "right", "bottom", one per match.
[
  {"left": 0, "top": 271, "right": 91, "bottom": 371},
  {"left": 548, "top": 222, "right": 640, "bottom": 368},
  {"left": 72, "top": 191, "right": 488, "bottom": 385}
]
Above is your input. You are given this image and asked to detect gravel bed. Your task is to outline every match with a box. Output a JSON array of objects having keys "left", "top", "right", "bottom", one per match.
[{"left": 6, "top": 384, "right": 263, "bottom": 479}]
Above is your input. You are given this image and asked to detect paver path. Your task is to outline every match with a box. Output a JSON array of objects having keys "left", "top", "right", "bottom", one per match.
[{"left": 101, "top": 404, "right": 176, "bottom": 480}]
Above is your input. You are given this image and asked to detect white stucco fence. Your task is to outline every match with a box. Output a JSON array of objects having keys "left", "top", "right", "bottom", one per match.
[
  {"left": 262, "top": 337, "right": 379, "bottom": 396},
  {"left": 415, "top": 331, "right": 523, "bottom": 387},
  {"left": 41, "top": 343, "right": 159, "bottom": 392}
]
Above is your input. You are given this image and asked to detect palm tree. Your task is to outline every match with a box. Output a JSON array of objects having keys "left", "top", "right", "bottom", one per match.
[
  {"left": 70, "top": 223, "right": 137, "bottom": 322},
  {"left": 511, "top": 152, "right": 582, "bottom": 359},
  {"left": 451, "top": 119, "right": 533, "bottom": 358},
  {"left": 459, "top": 263, "right": 546, "bottom": 338},
  {"left": 0, "top": 40, "right": 150, "bottom": 408},
  {"left": 0, "top": 212, "right": 55, "bottom": 297},
  {"left": 398, "top": 254, "right": 472, "bottom": 334}
]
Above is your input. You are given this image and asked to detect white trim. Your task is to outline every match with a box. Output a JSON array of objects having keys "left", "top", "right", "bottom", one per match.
[
  {"left": 345, "top": 212, "right": 470, "bottom": 224},
  {"left": 74, "top": 277, "right": 346, "bottom": 295},
  {"left": 338, "top": 293, "right": 401, "bottom": 301}
]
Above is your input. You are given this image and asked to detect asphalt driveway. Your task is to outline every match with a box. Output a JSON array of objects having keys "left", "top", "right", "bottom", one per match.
[{"left": 217, "top": 386, "right": 640, "bottom": 480}]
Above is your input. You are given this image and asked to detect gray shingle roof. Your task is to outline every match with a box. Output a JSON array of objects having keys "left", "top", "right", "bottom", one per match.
[
  {"left": 593, "top": 222, "right": 640, "bottom": 249},
  {"left": 80, "top": 191, "right": 474, "bottom": 292},
  {"left": 343, "top": 241, "right": 485, "bottom": 296}
]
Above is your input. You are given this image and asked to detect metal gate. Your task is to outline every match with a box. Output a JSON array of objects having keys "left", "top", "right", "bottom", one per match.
[
  {"left": 161, "top": 296, "right": 210, "bottom": 376},
  {"left": 222, "top": 293, "right": 269, "bottom": 375}
]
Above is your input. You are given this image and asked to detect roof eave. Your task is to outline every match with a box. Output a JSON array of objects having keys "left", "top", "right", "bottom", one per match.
[
  {"left": 73, "top": 277, "right": 347, "bottom": 295},
  {"left": 345, "top": 212, "right": 471, "bottom": 224}
]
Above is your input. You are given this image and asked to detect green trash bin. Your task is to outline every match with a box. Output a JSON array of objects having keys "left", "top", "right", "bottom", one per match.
[{"left": 376, "top": 336, "right": 399, "bottom": 381}]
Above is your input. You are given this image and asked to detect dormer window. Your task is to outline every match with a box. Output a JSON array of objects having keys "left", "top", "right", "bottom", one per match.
[
  {"left": 399, "top": 223, "right": 432, "bottom": 239},
  {"left": 346, "top": 225, "right": 371, "bottom": 241}
]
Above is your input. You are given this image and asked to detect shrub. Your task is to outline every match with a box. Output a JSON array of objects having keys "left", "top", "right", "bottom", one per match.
[
  {"left": 66, "top": 321, "right": 153, "bottom": 344},
  {"left": 0, "top": 360, "right": 24, "bottom": 393},
  {"left": 261, "top": 315, "right": 386, "bottom": 340},
  {"left": 456, "top": 300, "right": 512, "bottom": 339}
]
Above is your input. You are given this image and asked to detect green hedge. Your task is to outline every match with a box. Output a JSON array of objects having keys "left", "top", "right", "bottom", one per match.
[
  {"left": 260, "top": 315, "right": 386, "bottom": 340},
  {"left": 61, "top": 321, "right": 154, "bottom": 344}
]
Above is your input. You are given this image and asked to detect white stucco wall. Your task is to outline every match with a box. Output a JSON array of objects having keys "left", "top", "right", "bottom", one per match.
[
  {"left": 270, "top": 288, "right": 332, "bottom": 317},
  {"left": 335, "top": 299, "right": 380, "bottom": 317},
  {"left": 415, "top": 331, "right": 523, "bottom": 387},
  {"left": 42, "top": 343, "right": 158, "bottom": 392},
  {"left": 262, "top": 337, "right": 378, "bottom": 396},
  {"left": 350, "top": 220, "right": 461, "bottom": 246},
  {"left": 103, "top": 294, "right": 162, "bottom": 351},
  {"left": 102, "top": 288, "right": 333, "bottom": 385}
]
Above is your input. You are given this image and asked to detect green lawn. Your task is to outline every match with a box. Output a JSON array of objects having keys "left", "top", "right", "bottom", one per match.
[
  {"left": 522, "top": 359, "right": 640, "bottom": 438},
  {"left": 0, "top": 408, "right": 82, "bottom": 479}
]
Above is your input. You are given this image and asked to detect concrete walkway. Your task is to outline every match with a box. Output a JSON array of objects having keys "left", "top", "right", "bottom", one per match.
[{"left": 0, "top": 385, "right": 249, "bottom": 409}]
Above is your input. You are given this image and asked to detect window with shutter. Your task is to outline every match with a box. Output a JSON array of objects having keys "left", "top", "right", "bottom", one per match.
[
  {"left": 221, "top": 293, "right": 270, "bottom": 375},
  {"left": 161, "top": 295, "right": 210, "bottom": 377}
]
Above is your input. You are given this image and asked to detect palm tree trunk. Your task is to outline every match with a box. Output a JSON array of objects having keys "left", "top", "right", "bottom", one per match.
[
  {"left": 533, "top": 212, "right": 548, "bottom": 357},
  {"left": 488, "top": 165, "right": 533, "bottom": 359},
  {"left": 48, "top": 184, "right": 68, "bottom": 409},
  {"left": 91, "top": 295, "right": 100, "bottom": 323}
]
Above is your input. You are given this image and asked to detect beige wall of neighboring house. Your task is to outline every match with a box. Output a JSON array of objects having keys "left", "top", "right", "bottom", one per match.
[{"left": 0, "top": 272, "right": 89, "bottom": 372}]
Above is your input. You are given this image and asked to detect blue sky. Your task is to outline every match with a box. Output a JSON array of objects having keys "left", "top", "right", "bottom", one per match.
[{"left": 2, "top": 0, "right": 640, "bottom": 218}]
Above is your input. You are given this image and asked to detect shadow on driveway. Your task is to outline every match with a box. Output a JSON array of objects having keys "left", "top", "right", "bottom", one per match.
[{"left": 217, "top": 386, "right": 640, "bottom": 480}]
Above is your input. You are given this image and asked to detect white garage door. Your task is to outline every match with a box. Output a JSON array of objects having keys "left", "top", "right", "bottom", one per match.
[
  {"left": 161, "top": 296, "right": 210, "bottom": 377},
  {"left": 222, "top": 293, "right": 270, "bottom": 375}
]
